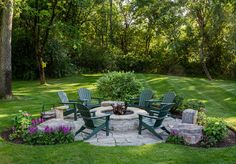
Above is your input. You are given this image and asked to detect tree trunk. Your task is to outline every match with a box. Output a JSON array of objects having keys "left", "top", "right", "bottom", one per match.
[
  {"left": 200, "top": 36, "right": 213, "bottom": 81},
  {"left": 197, "top": 11, "right": 213, "bottom": 81},
  {"left": 0, "top": 0, "right": 13, "bottom": 99},
  {"left": 109, "top": 0, "right": 113, "bottom": 44},
  {"left": 34, "top": 0, "right": 46, "bottom": 84}
]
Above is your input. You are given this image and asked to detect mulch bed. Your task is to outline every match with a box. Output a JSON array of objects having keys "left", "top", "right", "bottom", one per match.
[
  {"left": 216, "top": 128, "right": 236, "bottom": 147},
  {"left": 1, "top": 128, "right": 24, "bottom": 144}
]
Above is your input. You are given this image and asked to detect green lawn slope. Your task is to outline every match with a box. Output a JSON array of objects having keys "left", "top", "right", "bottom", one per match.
[{"left": 0, "top": 74, "right": 235, "bottom": 163}]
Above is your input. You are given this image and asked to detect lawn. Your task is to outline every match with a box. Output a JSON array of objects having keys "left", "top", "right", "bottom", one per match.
[{"left": 0, "top": 74, "right": 236, "bottom": 163}]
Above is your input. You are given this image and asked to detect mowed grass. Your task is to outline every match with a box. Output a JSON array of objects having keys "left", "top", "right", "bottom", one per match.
[{"left": 0, "top": 74, "right": 236, "bottom": 164}]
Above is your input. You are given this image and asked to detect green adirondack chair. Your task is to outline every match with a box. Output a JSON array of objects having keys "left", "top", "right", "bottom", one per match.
[
  {"left": 58, "top": 91, "right": 79, "bottom": 120},
  {"left": 146, "top": 91, "right": 176, "bottom": 111},
  {"left": 138, "top": 103, "right": 174, "bottom": 139},
  {"left": 75, "top": 104, "right": 110, "bottom": 140},
  {"left": 129, "top": 89, "right": 154, "bottom": 109},
  {"left": 78, "top": 88, "right": 102, "bottom": 109}
]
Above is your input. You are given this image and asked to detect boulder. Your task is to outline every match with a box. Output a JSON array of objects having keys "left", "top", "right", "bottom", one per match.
[
  {"left": 170, "top": 123, "right": 203, "bottom": 144},
  {"left": 182, "top": 109, "right": 198, "bottom": 124},
  {"left": 37, "top": 118, "right": 75, "bottom": 132}
]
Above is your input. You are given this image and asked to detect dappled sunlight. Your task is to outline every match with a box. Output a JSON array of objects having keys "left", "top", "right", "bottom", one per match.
[
  {"left": 0, "top": 114, "right": 13, "bottom": 118},
  {"left": 146, "top": 77, "right": 168, "bottom": 83},
  {"left": 187, "top": 86, "right": 196, "bottom": 91},
  {"left": 224, "top": 98, "right": 232, "bottom": 101},
  {"left": 82, "top": 74, "right": 102, "bottom": 77},
  {"left": 225, "top": 117, "right": 236, "bottom": 129}
]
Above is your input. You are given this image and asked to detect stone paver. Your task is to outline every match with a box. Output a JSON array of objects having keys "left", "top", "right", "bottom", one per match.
[{"left": 70, "top": 116, "right": 181, "bottom": 146}]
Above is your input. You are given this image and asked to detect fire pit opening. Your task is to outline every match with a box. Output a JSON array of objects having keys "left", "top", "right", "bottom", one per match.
[{"left": 101, "top": 109, "right": 134, "bottom": 115}]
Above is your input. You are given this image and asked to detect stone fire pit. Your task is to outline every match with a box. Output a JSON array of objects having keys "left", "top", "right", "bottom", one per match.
[{"left": 91, "top": 106, "right": 147, "bottom": 132}]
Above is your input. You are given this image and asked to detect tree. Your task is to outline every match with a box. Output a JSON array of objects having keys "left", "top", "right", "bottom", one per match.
[
  {"left": 187, "top": 0, "right": 213, "bottom": 80},
  {"left": 0, "top": 0, "right": 13, "bottom": 99}
]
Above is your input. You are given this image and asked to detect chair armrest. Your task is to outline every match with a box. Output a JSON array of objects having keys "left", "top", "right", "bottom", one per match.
[
  {"left": 60, "top": 102, "right": 79, "bottom": 105},
  {"left": 138, "top": 113, "right": 158, "bottom": 119},
  {"left": 90, "top": 111, "right": 96, "bottom": 117},
  {"left": 146, "top": 99, "right": 162, "bottom": 103},
  {"left": 79, "top": 98, "right": 89, "bottom": 102},
  {"left": 149, "top": 110, "right": 160, "bottom": 114},
  {"left": 138, "top": 113, "right": 165, "bottom": 120},
  {"left": 69, "top": 100, "right": 79, "bottom": 102}
]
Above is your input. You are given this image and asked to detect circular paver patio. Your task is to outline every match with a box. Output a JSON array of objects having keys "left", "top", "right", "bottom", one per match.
[{"left": 64, "top": 115, "right": 181, "bottom": 146}]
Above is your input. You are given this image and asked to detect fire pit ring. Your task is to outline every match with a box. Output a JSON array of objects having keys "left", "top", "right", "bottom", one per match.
[{"left": 91, "top": 106, "right": 148, "bottom": 132}]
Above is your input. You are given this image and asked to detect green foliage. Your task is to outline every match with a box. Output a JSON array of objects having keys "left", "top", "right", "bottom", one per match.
[
  {"left": 10, "top": 110, "right": 32, "bottom": 140},
  {"left": 12, "top": 31, "right": 37, "bottom": 80},
  {"left": 96, "top": 71, "right": 143, "bottom": 100},
  {"left": 197, "top": 111, "right": 207, "bottom": 126},
  {"left": 180, "top": 100, "right": 205, "bottom": 112},
  {"left": 172, "top": 95, "right": 184, "bottom": 110},
  {"left": 201, "top": 117, "right": 228, "bottom": 147},
  {"left": 45, "top": 39, "right": 77, "bottom": 78},
  {"left": 12, "top": 0, "right": 236, "bottom": 80},
  {"left": 166, "top": 135, "right": 185, "bottom": 145},
  {"left": 166, "top": 129, "right": 185, "bottom": 145}
]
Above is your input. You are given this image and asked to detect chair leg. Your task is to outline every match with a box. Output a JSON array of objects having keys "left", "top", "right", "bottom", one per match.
[
  {"left": 142, "top": 123, "right": 163, "bottom": 140},
  {"left": 75, "top": 126, "right": 86, "bottom": 136},
  {"left": 161, "top": 126, "right": 170, "bottom": 134},
  {"left": 105, "top": 121, "right": 109, "bottom": 136},
  {"left": 84, "top": 124, "right": 105, "bottom": 140},
  {"left": 138, "top": 116, "right": 142, "bottom": 135},
  {"left": 148, "top": 128, "right": 163, "bottom": 140}
]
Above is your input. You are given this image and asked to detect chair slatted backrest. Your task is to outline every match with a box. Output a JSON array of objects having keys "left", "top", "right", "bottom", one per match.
[
  {"left": 139, "top": 89, "right": 154, "bottom": 107},
  {"left": 77, "top": 104, "right": 95, "bottom": 128},
  {"left": 78, "top": 88, "right": 92, "bottom": 104},
  {"left": 58, "top": 91, "right": 69, "bottom": 108},
  {"left": 153, "top": 103, "right": 174, "bottom": 128},
  {"left": 162, "top": 92, "right": 176, "bottom": 104}
]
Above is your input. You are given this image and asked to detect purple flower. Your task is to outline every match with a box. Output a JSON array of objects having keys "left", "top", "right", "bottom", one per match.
[
  {"left": 31, "top": 118, "right": 45, "bottom": 126},
  {"left": 59, "top": 126, "right": 71, "bottom": 134},
  {"left": 28, "top": 126, "right": 38, "bottom": 134},
  {"left": 44, "top": 126, "right": 54, "bottom": 133},
  {"left": 39, "top": 118, "right": 45, "bottom": 123},
  {"left": 31, "top": 119, "right": 37, "bottom": 126},
  {"left": 170, "top": 129, "right": 178, "bottom": 136}
]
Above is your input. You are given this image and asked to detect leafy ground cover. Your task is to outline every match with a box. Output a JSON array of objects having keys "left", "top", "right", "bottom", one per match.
[{"left": 0, "top": 74, "right": 235, "bottom": 163}]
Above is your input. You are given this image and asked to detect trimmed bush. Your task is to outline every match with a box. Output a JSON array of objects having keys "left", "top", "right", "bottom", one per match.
[{"left": 96, "top": 71, "right": 143, "bottom": 101}]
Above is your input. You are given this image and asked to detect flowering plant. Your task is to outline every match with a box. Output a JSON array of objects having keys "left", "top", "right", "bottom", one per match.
[
  {"left": 23, "top": 125, "right": 74, "bottom": 145},
  {"left": 10, "top": 110, "right": 33, "bottom": 140}
]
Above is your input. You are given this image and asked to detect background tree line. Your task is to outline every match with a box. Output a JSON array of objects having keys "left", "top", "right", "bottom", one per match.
[{"left": 11, "top": 0, "right": 236, "bottom": 83}]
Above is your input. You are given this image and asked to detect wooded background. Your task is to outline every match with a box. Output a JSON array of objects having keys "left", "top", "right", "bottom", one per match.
[{"left": 8, "top": 0, "right": 236, "bottom": 81}]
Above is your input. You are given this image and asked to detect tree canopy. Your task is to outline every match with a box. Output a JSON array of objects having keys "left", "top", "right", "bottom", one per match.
[{"left": 10, "top": 0, "right": 236, "bottom": 82}]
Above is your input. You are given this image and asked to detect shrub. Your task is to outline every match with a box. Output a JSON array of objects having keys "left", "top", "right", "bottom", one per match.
[
  {"left": 180, "top": 100, "right": 205, "bottom": 112},
  {"left": 23, "top": 125, "right": 74, "bottom": 145},
  {"left": 201, "top": 117, "right": 228, "bottom": 147},
  {"left": 197, "top": 112, "right": 207, "bottom": 126},
  {"left": 10, "top": 110, "right": 33, "bottom": 140},
  {"left": 96, "top": 71, "right": 143, "bottom": 101}
]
